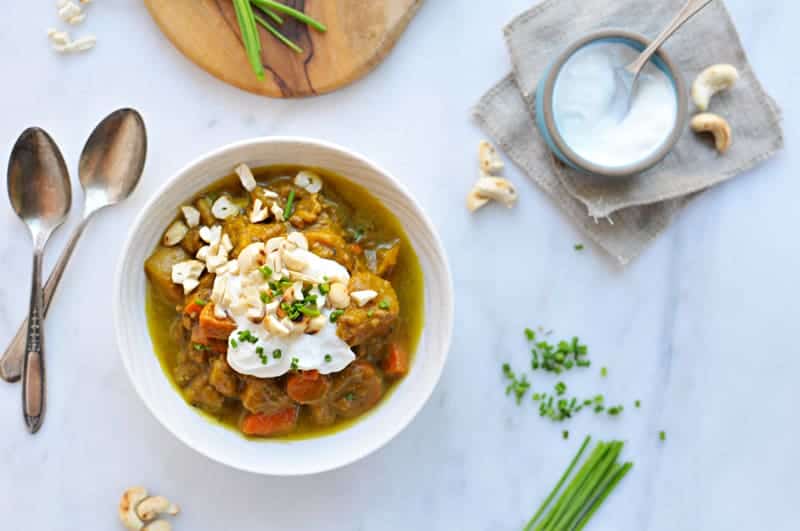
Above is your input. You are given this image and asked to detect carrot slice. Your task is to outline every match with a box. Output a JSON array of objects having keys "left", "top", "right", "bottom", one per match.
[
  {"left": 241, "top": 408, "right": 299, "bottom": 437},
  {"left": 198, "top": 303, "right": 237, "bottom": 340},
  {"left": 382, "top": 343, "right": 409, "bottom": 379},
  {"left": 183, "top": 299, "right": 205, "bottom": 317},
  {"left": 286, "top": 370, "right": 330, "bottom": 404}
]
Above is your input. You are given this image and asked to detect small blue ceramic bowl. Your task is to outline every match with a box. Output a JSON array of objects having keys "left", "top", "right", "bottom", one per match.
[{"left": 535, "top": 29, "right": 688, "bottom": 179}]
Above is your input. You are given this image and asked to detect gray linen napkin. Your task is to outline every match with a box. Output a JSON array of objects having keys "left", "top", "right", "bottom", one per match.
[{"left": 473, "top": 0, "right": 783, "bottom": 264}]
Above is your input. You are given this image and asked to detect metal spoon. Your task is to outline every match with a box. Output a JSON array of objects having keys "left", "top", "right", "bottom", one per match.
[
  {"left": 612, "top": 0, "right": 714, "bottom": 119},
  {"left": 8, "top": 128, "right": 72, "bottom": 432},
  {"left": 0, "top": 109, "right": 147, "bottom": 383}
]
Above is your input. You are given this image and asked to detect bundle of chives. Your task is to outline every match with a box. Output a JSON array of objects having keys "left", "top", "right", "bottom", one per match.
[
  {"left": 231, "top": 0, "right": 328, "bottom": 79},
  {"left": 523, "top": 436, "right": 633, "bottom": 531}
]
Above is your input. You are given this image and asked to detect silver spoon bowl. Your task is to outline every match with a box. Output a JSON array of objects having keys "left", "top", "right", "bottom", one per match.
[
  {"left": 0, "top": 109, "right": 147, "bottom": 382},
  {"left": 8, "top": 128, "right": 72, "bottom": 432}
]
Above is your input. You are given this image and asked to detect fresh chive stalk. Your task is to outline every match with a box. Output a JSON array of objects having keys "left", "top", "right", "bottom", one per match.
[
  {"left": 525, "top": 439, "right": 633, "bottom": 531},
  {"left": 233, "top": 0, "right": 265, "bottom": 79},
  {"left": 250, "top": 0, "right": 328, "bottom": 31},
  {"left": 255, "top": 14, "right": 304, "bottom": 53},
  {"left": 523, "top": 436, "right": 591, "bottom": 531}
]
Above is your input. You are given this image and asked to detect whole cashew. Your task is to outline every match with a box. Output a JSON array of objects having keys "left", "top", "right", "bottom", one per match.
[
  {"left": 692, "top": 64, "right": 739, "bottom": 111},
  {"left": 691, "top": 113, "right": 732, "bottom": 153},
  {"left": 473, "top": 175, "right": 518, "bottom": 208},
  {"left": 466, "top": 189, "right": 489, "bottom": 212},
  {"left": 143, "top": 521, "right": 172, "bottom": 531},
  {"left": 119, "top": 487, "right": 149, "bottom": 531},
  {"left": 479, "top": 140, "right": 504, "bottom": 173},
  {"left": 136, "top": 496, "right": 180, "bottom": 522}
]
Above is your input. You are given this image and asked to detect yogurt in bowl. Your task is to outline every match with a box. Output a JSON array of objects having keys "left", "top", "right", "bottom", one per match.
[{"left": 536, "top": 30, "right": 688, "bottom": 178}]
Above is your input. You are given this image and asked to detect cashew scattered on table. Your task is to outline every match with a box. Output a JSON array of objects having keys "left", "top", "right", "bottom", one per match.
[
  {"left": 691, "top": 113, "right": 732, "bottom": 153},
  {"left": 466, "top": 189, "right": 490, "bottom": 212},
  {"left": 692, "top": 64, "right": 739, "bottom": 111},
  {"left": 479, "top": 140, "right": 504, "bottom": 173},
  {"left": 136, "top": 496, "right": 180, "bottom": 522},
  {"left": 472, "top": 175, "right": 518, "bottom": 208},
  {"left": 162, "top": 220, "right": 188, "bottom": 247},
  {"left": 119, "top": 487, "right": 149, "bottom": 531}
]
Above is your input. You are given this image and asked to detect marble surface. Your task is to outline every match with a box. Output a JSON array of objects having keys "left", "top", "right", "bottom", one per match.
[{"left": 0, "top": 1, "right": 797, "bottom": 530}]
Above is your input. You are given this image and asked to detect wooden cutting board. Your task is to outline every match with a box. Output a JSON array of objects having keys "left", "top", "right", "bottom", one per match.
[{"left": 144, "top": 0, "right": 423, "bottom": 98}]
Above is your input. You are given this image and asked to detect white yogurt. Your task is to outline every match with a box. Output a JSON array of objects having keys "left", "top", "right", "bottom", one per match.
[{"left": 552, "top": 41, "right": 678, "bottom": 168}]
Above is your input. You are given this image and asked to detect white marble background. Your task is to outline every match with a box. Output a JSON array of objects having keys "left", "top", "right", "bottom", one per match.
[{"left": 0, "top": 1, "right": 797, "bottom": 530}]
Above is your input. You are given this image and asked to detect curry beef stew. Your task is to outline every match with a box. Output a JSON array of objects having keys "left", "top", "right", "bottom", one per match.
[{"left": 144, "top": 165, "right": 423, "bottom": 439}]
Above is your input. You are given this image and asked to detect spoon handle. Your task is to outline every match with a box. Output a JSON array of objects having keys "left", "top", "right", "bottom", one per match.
[
  {"left": 22, "top": 249, "right": 47, "bottom": 433},
  {"left": 0, "top": 217, "right": 90, "bottom": 383},
  {"left": 626, "top": 0, "right": 714, "bottom": 75}
]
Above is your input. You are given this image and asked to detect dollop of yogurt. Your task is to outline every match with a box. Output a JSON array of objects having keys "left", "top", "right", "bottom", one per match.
[
  {"left": 552, "top": 41, "right": 678, "bottom": 168},
  {"left": 209, "top": 232, "right": 355, "bottom": 378}
]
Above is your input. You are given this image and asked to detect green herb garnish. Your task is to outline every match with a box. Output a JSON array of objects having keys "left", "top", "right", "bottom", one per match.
[
  {"left": 502, "top": 363, "right": 530, "bottom": 405},
  {"left": 259, "top": 291, "right": 272, "bottom": 304},
  {"left": 194, "top": 299, "right": 207, "bottom": 307},
  {"left": 192, "top": 343, "right": 209, "bottom": 351},
  {"left": 237, "top": 330, "right": 259, "bottom": 344},
  {"left": 324, "top": 354, "right": 332, "bottom": 363},
  {"left": 562, "top": 430, "right": 569, "bottom": 440},
  {"left": 574, "top": 243, "right": 585, "bottom": 251},
  {"left": 231, "top": 339, "right": 238, "bottom": 348},
  {"left": 318, "top": 283, "right": 330, "bottom": 295},
  {"left": 378, "top": 299, "right": 390, "bottom": 310},
  {"left": 256, "top": 346, "right": 267, "bottom": 364},
  {"left": 259, "top": 265, "right": 273, "bottom": 279},
  {"left": 284, "top": 189, "right": 295, "bottom": 220},
  {"left": 272, "top": 349, "right": 282, "bottom": 359},
  {"left": 329, "top": 309, "right": 344, "bottom": 323},
  {"left": 659, "top": 431, "right": 666, "bottom": 441},
  {"left": 345, "top": 392, "right": 355, "bottom": 401},
  {"left": 601, "top": 366, "right": 608, "bottom": 377},
  {"left": 290, "top": 357, "right": 299, "bottom": 370}
]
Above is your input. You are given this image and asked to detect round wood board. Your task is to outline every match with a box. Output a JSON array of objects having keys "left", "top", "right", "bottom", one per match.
[{"left": 144, "top": 0, "right": 423, "bottom": 98}]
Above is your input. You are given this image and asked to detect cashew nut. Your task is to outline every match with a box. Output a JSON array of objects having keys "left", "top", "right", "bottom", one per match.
[
  {"left": 119, "top": 487, "right": 149, "bottom": 530},
  {"left": 691, "top": 113, "right": 732, "bottom": 153},
  {"left": 479, "top": 140, "right": 504, "bottom": 173},
  {"left": 237, "top": 243, "right": 266, "bottom": 274},
  {"left": 235, "top": 163, "right": 257, "bottom": 192},
  {"left": 136, "top": 496, "right": 180, "bottom": 522},
  {"left": 287, "top": 232, "right": 309, "bottom": 250},
  {"left": 199, "top": 225, "right": 222, "bottom": 245},
  {"left": 181, "top": 205, "right": 201, "bottom": 228},
  {"left": 472, "top": 175, "right": 518, "bottom": 208},
  {"left": 692, "top": 64, "right": 739, "bottom": 111},
  {"left": 250, "top": 198, "right": 269, "bottom": 223},
  {"left": 466, "top": 189, "right": 490, "bottom": 212},
  {"left": 327, "top": 282, "right": 350, "bottom": 309},
  {"left": 351, "top": 290, "right": 378, "bottom": 307},
  {"left": 294, "top": 170, "right": 323, "bottom": 193},
  {"left": 143, "top": 522, "right": 172, "bottom": 531},
  {"left": 211, "top": 195, "right": 239, "bottom": 220},
  {"left": 271, "top": 203, "right": 285, "bottom": 221},
  {"left": 171, "top": 260, "right": 205, "bottom": 294},
  {"left": 162, "top": 220, "right": 188, "bottom": 247},
  {"left": 306, "top": 314, "right": 327, "bottom": 334}
]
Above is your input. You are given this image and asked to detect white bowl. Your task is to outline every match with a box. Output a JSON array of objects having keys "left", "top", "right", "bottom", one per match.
[{"left": 114, "top": 137, "right": 453, "bottom": 476}]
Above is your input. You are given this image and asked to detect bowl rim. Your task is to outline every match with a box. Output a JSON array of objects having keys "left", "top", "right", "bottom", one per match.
[
  {"left": 540, "top": 29, "right": 688, "bottom": 179},
  {"left": 113, "top": 136, "right": 454, "bottom": 475}
]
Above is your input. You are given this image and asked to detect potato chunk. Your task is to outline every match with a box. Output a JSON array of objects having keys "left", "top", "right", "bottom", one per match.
[
  {"left": 145, "top": 246, "right": 190, "bottom": 305},
  {"left": 336, "top": 272, "right": 399, "bottom": 346}
]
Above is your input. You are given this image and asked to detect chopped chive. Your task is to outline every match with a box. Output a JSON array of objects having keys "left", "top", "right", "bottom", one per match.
[
  {"left": 601, "top": 366, "right": 608, "bottom": 377},
  {"left": 562, "top": 430, "right": 569, "bottom": 440},
  {"left": 659, "top": 431, "right": 666, "bottom": 441},
  {"left": 324, "top": 354, "right": 332, "bottom": 363},
  {"left": 525, "top": 327, "right": 535, "bottom": 341},
  {"left": 634, "top": 400, "right": 641, "bottom": 408},
  {"left": 367, "top": 310, "right": 375, "bottom": 318},
  {"left": 272, "top": 348, "right": 282, "bottom": 359},
  {"left": 329, "top": 309, "right": 344, "bottom": 323},
  {"left": 231, "top": 339, "right": 238, "bottom": 348},
  {"left": 574, "top": 243, "right": 585, "bottom": 251},
  {"left": 260, "top": 291, "right": 271, "bottom": 304},
  {"left": 259, "top": 265, "right": 273, "bottom": 279},
  {"left": 192, "top": 343, "right": 208, "bottom": 351},
  {"left": 194, "top": 299, "right": 207, "bottom": 307},
  {"left": 319, "top": 283, "right": 330, "bottom": 295},
  {"left": 378, "top": 300, "right": 390, "bottom": 310},
  {"left": 290, "top": 357, "right": 299, "bottom": 370},
  {"left": 284, "top": 189, "right": 295, "bottom": 220}
]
